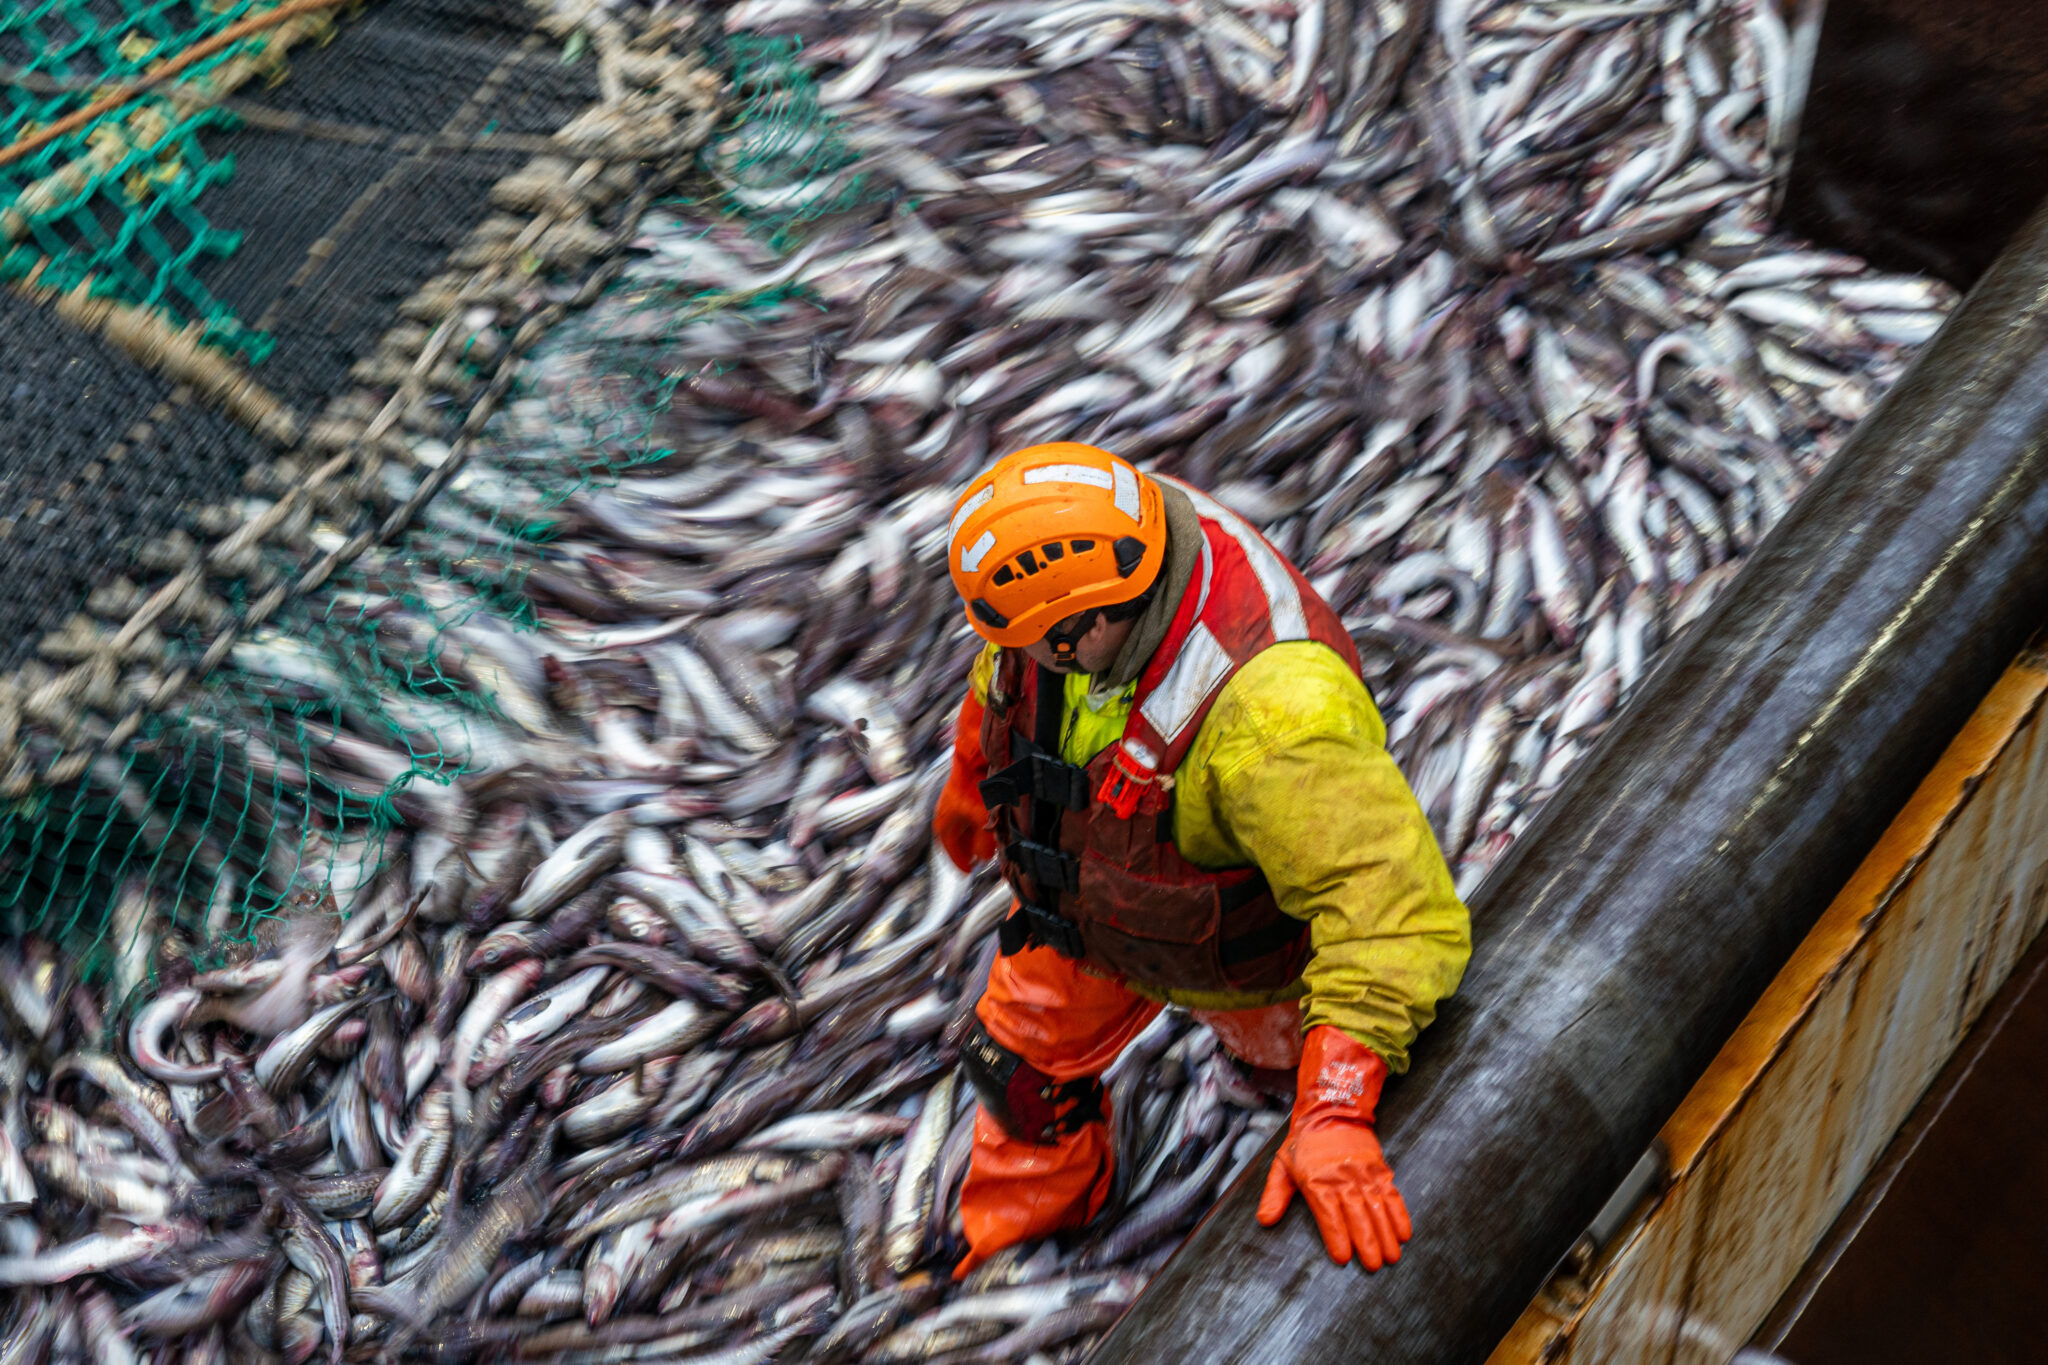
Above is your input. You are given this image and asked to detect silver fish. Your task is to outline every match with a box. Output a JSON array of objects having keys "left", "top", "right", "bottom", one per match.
[
  {"left": 0, "top": 1226, "right": 176, "bottom": 1285},
  {"left": 884, "top": 1071, "right": 959, "bottom": 1275},
  {"left": 373, "top": 1085, "right": 452, "bottom": 1230}
]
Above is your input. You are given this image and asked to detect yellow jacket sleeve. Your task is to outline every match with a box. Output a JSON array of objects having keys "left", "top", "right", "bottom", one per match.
[{"left": 1173, "top": 642, "right": 1472, "bottom": 1073}]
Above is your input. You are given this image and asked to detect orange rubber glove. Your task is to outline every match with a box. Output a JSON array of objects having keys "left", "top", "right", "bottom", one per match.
[
  {"left": 934, "top": 690, "right": 996, "bottom": 872},
  {"left": 953, "top": 1108, "right": 1113, "bottom": 1280},
  {"left": 1256, "top": 1025, "right": 1412, "bottom": 1271}
]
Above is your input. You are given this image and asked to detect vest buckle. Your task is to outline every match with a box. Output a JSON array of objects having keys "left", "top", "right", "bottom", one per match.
[
  {"left": 1095, "top": 740, "right": 1158, "bottom": 819},
  {"left": 1000, "top": 900, "right": 1085, "bottom": 960},
  {"left": 1004, "top": 838, "right": 1080, "bottom": 894},
  {"left": 980, "top": 751, "right": 1090, "bottom": 812}
]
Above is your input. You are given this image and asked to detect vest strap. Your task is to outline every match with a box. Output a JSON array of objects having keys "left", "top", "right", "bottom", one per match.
[
  {"left": 998, "top": 899, "right": 1086, "bottom": 960},
  {"left": 979, "top": 748, "right": 1091, "bottom": 812},
  {"left": 1005, "top": 838, "right": 1081, "bottom": 895}
]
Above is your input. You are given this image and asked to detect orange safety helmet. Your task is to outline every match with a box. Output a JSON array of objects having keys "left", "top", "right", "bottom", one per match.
[{"left": 947, "top": 443, "right": 1168, "bottom": 651}]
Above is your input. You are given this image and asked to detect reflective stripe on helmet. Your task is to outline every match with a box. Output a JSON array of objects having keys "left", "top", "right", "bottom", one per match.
[
  {"left": 960, "top": 529, "right": 997, "bottom": 573},
  {"left": 1021, "top": 464, "right": 1114, "bottom": 489},
  {"left": 950, "top": 485, "right": 995, "bottom": 542},
  {"left": 1111, "top": 462, "right": 1141, "bottom": 521}
]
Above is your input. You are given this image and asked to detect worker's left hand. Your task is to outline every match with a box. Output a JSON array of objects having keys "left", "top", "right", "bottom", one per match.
[{"left": 1256, "top": 1025, "right": 1411, "bottom": 1271}]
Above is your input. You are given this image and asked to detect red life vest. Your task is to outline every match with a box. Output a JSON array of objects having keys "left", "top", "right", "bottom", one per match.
[{"left": 977, "top": 478, "right": 1364, "bottom": 995}]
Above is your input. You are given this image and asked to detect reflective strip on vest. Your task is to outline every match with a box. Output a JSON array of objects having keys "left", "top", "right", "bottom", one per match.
[
  {"left": 1130, "top": 480, "right": 1314, "bottom": 749},
  {"left": 1171, "top": 481, "right": 1309, "bottom": 640},
  {"left": 1139, "top": 621, "right": 1235, "bottom": 745}
]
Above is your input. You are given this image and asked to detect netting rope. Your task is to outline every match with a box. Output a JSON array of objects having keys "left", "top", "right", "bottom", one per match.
[{"left": 0, "top": 1, "right": 730, "bottom": 970}]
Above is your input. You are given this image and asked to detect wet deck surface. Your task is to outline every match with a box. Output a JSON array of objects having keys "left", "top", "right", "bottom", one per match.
[{"left": 1760, "top": 924, "right": 2048, "bottom": 1364}]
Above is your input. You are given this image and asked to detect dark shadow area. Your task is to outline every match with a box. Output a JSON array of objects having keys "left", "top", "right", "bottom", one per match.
[
  {"left": 0, "top": 1, "right": 602, "bottom": 670},
  {"left": 1784, "top": 0, "right": 2048, "bottom": 287},
  {"left": 0, "top": 294, "right": 268, "bottom": 672},
  {"left": 1757, "top": 922, "right": 2048, "bottom": 1365}
]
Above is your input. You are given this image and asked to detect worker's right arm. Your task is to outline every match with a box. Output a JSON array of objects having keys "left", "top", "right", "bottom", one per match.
[{"left": 1188, "top": 642, "right": 1472, "bottom": 1075}]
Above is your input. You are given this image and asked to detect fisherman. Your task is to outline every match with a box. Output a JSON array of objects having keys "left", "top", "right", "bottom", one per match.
[{"left": 934, "top": 442, "right": 1471, "bottom": 1278}]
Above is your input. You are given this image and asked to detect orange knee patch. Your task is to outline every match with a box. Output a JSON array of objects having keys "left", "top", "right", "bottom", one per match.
[
  {"left": 976, "top": 944, "right": 1162, "bottom": 1081},
  {"left": 957, "top": 1108, "right": 1113, "bottom": 1268}
]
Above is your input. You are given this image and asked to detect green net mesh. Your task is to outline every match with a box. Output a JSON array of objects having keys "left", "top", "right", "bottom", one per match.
[
  {"left": 0, "top": 0, "right": 336, "bottom": 362},
  {"left": 0, "top": 337, "right": 668, "bottom": 977},
  {"left": 0, "top": 4, "right": 763, "bottom": 984},
  {"left": 707, "top": 33, "right": 885, "bottom": 251}
]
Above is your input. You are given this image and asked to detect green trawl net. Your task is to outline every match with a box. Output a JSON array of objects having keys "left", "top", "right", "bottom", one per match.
[
  {"left": 0, "top": 247, "right": 673, "bottom": 978},
  {"left": 0, "top": 0, "right": 341, "bottom": 362},
  {"left": 707, "top": 33, "right": 886, "bottom": 251},
  {"left": 0, "top": 0, "right": 733, "bottom": 980}
]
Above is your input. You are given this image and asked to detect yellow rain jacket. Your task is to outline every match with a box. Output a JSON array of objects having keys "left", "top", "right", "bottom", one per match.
[{"left": 971, "top": 640, "right": 1471, "bottom": 1073}]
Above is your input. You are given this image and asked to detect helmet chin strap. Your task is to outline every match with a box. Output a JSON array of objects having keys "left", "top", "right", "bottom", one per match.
[{"left": 1041, "top": 609, "right": 1102, "bottom": 669}]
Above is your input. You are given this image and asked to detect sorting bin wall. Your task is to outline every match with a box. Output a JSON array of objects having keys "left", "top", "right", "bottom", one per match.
[{"left": 1784, "top": 0, "right": 2048, "bottom": 286}]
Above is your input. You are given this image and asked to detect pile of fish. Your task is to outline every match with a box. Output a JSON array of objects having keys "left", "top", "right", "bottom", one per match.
[
  {"left": 0, "top": 865, "right": 1236, "bottom": 1362},
  {"left": 0, "top": 0, "right": 1962, "bottom": 1359}
]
